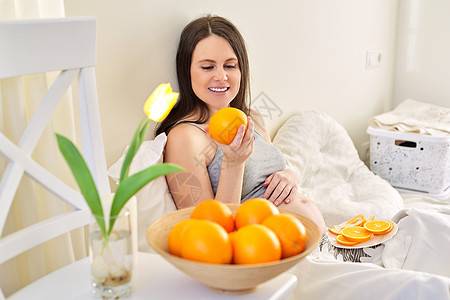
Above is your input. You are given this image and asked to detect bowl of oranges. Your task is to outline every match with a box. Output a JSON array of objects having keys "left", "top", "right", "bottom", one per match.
[{"left": 146, "top": 198, "right": 322, "bottom": 294}]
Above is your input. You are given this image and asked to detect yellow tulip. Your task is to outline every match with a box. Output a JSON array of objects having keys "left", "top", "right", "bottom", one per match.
[
  {"left": 57, "top": 82, "right": 183, "bottom": 243},
  {"left": 144, "top": 83, "right": 179, "bottom": 122}
]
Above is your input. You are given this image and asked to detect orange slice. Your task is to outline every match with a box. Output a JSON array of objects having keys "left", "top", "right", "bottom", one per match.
[
  {"left": 378, "top": 222, "right": 394, "bottom": 234},
  {"left": 345, "top": 214, "right": 365, "bottom": 227},
  {"left": 328, "top": 227, "right": 341, "bottom": 235},
  {"left": 360, "top": 215, "right": 374, "bottom": 227},
  {"left": 330, "top": 214, "right": 366, "bottom": 234},
  {"left": 364, "top": 220, "right": 391, "bottom": 234},
  {"left": 341, "top": 226, "right": 373, "bottom": 242},
  {"left": 368, "top": 221, "right": 393, "bottom": 235},
  {"left": 336, "top": 234, "right": 359, "bottom": 246}
]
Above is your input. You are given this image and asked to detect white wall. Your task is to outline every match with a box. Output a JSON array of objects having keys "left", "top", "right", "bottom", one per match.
[
  {"left": 394, "top": 0, "right": 450, "bottom": 108},
  {"left": 64, "top": 0, "right": 399, "bottom": 167}
]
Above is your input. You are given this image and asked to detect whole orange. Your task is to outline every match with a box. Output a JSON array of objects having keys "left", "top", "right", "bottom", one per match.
[
  {"left": 190, "top": 199, "right": 235, "bottom": 233},
  {"left": 232, "top": 224, "right": 281, "bottom": 264},
  {"left": 209, "top": 107, "right": 247, "bottom": 144},
  {"left": 167, "top": 219, "right": 196, "bottom": 257},
  {"left": 262, "top": 213, "right": 307, "bottom": 258},
  {"left": 180, "top": 219, "right": 233, "bottom": 264},
  {"left": 235, "top": 198, "right": 279, "bottom": 230}
]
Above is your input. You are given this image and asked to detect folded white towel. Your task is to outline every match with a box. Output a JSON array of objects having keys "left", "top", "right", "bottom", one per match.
[{"left": 369, "top": 99, "right": 450, "bottom": 136}]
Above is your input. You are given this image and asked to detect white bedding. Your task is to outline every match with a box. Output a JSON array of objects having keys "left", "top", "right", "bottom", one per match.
[
  {"left": 273, "top": 111, "right": 450, "bottom": 300},
  {"left": 291, "top": 253, "right": 450, "bottom": 300},
  {"left": 289, "top": 206, "right": 450, "bottom": 300}
]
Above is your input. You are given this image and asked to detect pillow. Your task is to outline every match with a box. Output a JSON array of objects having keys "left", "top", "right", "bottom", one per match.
[
  {"left": 108, "top": 133, "right": 176, "bottom": 253},
  {"left": 273, "top": 111, "right": 404, "bottom": 228}
]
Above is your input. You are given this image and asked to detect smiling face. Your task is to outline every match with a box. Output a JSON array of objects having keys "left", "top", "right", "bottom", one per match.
[{"left": 190, "top": 34, "right": 241, "bottom": 115}]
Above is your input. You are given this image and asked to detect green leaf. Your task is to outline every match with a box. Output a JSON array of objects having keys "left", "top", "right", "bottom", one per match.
[
  {"left": 109, "top": 163, "right": 183, "bottom": 234},
  {"left": 119, "top": 118, "right": 150, "bottom": 182},
  {"left": 55, "top": 134, "right": 106, "bottom": 237}
]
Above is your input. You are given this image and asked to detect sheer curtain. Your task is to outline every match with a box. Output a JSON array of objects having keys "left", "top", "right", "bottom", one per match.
[{"left": 0, "top": 1, "right": 88, "bottom": 297}]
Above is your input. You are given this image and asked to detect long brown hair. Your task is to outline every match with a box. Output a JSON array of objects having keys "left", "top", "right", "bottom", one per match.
[{"left": 155, "top": 14, "right": 251, "bottom": 136}]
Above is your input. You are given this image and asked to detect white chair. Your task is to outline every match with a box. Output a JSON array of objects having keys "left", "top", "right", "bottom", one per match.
[
  {"left": 0, "top": 17, "right": 297, "bottom": 300},
  {"left": 0, "top": 17, "right": 110, "bottom": 298}
]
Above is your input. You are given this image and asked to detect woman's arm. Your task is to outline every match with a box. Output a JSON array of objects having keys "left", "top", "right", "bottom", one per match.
[
  {"left": 164, "top": 124, "right": 215, "bottom": 208},
  {"left": 164, "top": 119, "right": 254, "bottom": 208}
]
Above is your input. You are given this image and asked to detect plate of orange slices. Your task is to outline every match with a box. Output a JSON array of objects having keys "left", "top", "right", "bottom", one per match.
[{"left": 327, "top": 214, "right": 398, "bottom": 249}]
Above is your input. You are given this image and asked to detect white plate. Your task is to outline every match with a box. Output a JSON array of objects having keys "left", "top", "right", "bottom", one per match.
[{"left": 327, "top": 222, "right": 399, "bottom": 249}]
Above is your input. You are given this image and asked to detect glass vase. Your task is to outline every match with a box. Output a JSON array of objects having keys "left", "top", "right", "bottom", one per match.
[{"left": 89, "top": 208, "right": 133, "bottom": 299}]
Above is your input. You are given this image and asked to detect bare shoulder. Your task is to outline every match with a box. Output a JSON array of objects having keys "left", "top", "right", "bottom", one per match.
[
  {"left": 249, "top": 109, "right": 271, "bottom": 143},
  {"left": 165, "top": 123, "right": 216, "bottom": 164},
  {"left": 166, "top": 123, "right": 207, "bottom": 148}
]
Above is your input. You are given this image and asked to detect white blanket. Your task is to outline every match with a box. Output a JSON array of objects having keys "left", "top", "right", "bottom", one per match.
[
  {"left": 382, "top": 207, "right": 450, "bottom": 277},
  {"left": 368, "top": 99, "right": 450, "bottom": 136},
  {"left": 289, "top": 207, "right": 450, "bottom": 300},
  {"left": 291, "top": 252, "right": 450, "bottom": 300}
]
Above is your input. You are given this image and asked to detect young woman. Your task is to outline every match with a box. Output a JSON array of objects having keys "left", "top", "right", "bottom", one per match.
[{"left": 156, "top": 15, "right": 326, "bottom": 233}]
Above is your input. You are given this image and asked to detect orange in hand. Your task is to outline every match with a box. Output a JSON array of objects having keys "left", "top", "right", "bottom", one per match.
[
  {"left": 232, "top": 224, "right": 281, "bottom": 264},
  {"left": 208, "top": 107, "right": 247, "bottom": 144},
  {"left": 234, "top": 198, "right": 279, "bottom": 230},
  {"left": 190, "top": 199, "right": 235, "bottom": 233},
  {"left": 180, "top": 219, "right": 233, "bottom": 264},
  {"left": 262, "top": 213, "right": 307, "bottom": 258}
]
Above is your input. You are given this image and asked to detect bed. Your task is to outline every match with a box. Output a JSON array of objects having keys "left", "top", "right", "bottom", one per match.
[
  {"left": 109, "top": 110, "right": 450, "bottom": 300},
  {"left": 273, "top": 111, "right": 450, "bottom": 299}
]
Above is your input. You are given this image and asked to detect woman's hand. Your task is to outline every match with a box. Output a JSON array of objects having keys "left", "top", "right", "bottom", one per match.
[
  {"left": 262, "top": 169, "right": 299, "bottom": 206},
  {"left": 206, "top": 117, "right": 255, "bottom": 166}
]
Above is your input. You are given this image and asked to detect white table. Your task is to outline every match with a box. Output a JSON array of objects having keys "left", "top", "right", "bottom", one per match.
[{"left": 10, "top": 252, "right": 297, "bottom": 300}]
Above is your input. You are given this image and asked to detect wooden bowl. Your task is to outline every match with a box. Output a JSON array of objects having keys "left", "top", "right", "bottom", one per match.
[{"left": 146, "top": 204, "right": 321, "bottom": 294}]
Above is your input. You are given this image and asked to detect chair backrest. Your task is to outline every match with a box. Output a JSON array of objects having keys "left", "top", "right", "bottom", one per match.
[{"left": 0, "top": 17, "right": 110, "bottom": 298}]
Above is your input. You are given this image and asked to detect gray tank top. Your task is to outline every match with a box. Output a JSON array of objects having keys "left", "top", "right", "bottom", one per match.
[{"left": 175, "top": 122, "right": 286, "bottom": 202}]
